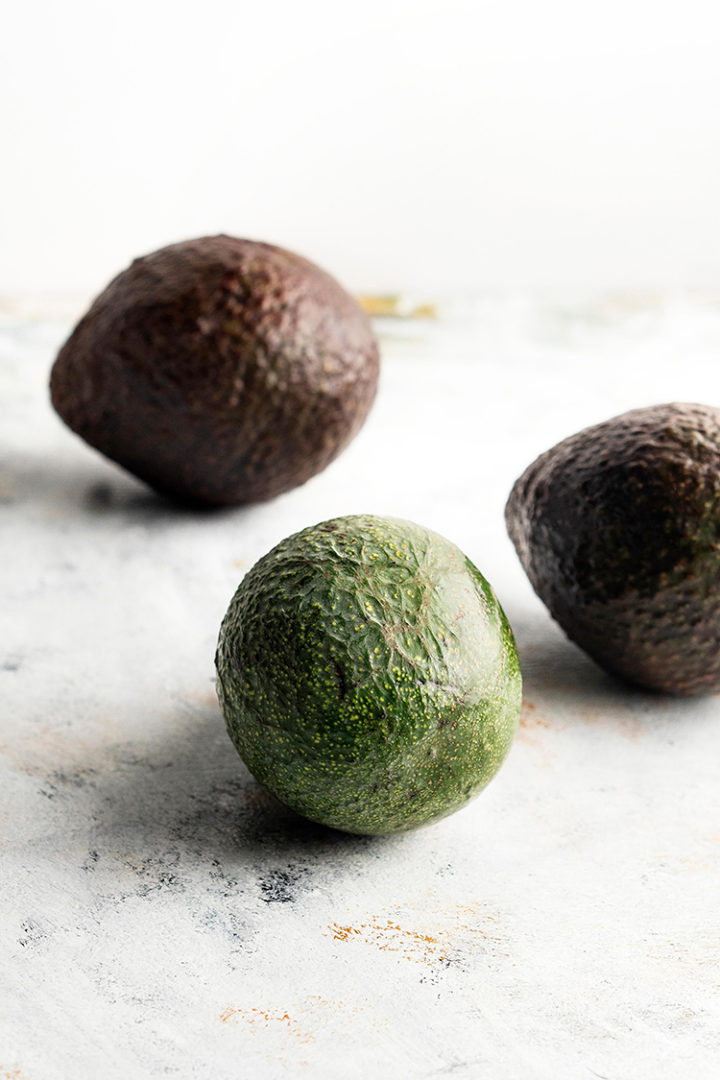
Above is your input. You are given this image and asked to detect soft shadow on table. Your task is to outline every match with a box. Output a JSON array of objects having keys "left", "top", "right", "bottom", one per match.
[
  {"left": 76, "top": 697, "right": 386, "bottom": 876},
  {"left": 0, "top": 445, "right": 243, "bottom": 525},
  {"left": 510, "top": 608, "right": 713, "bottom": 728}
]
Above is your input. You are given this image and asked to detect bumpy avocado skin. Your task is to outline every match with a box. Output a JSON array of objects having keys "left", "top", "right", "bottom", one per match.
[
  {"left": 50, "top": 236, "right": 379, "bottom": 506},
  {"left": 506, "top": 403, "right": 720, "bottom": 695},
  {"left": 215, "top": 515, "right": 521, "bottom": 835}
]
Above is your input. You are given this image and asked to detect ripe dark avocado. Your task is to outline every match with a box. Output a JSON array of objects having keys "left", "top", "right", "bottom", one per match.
[
  {"left": 215, "top": 515, "right": 521, "bottom": 835},
  {"left": 506, "top": 403, "right": 720, "bottom": 695},
  {"left": 50, "top": 236, "right": 379, "bottom": 506}
]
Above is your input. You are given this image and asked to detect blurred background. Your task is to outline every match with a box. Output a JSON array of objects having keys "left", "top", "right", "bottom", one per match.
[{"left": 2, "top": 0, "right": 720, "bottom": 298}]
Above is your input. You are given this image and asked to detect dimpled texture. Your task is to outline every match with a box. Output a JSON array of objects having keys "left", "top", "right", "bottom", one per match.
[
  {"left": 50, "top": 236, "right": 379, "bottom": 506},
  {"left": 215, "top": 515, "right": 521, "bottom": 835},
  {"left": 506, "top": 403, "right": 720, "bottom": 695}
]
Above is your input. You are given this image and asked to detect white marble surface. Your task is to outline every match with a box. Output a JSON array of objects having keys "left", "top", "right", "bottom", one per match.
[{"left": 2, "top": 294, "right": 720, "bottom": 1079}]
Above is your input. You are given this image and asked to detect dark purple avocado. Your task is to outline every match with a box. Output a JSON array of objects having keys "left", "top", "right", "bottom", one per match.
[
  {"left": 505, "top": 403, "right": 720, "bottom": 695},
  {"left": 50, "top": 236, "right": 379, "bottom": 506}
]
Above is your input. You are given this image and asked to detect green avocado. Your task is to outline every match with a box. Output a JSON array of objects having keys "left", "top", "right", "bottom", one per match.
[
  {"left": 506, "top": 402, "right": 720, "bottom": 695},
  {"left": 215, "top": 514, "right": 521, "bottom": 834}
]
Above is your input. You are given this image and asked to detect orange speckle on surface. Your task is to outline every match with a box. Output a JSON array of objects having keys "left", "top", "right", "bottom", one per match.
[
  {"left": 326, "top": 904, "right": 507, "bottom": 968},
  {"left": 216, "top": 1006, "right": 306, "bottom": 1041},
  {"left": 329, "top": 924, "right": 361, "bottom": 941},
  {"left": 518, "top": 700, "right": 550, "bottom": 731},
  {"left": 356, "top": 294, "right": 437, "bottom": 320},
  {"left": 515, "top": 701, "right": 554, "bottom": 761},
  {"left": 219, "top": 1006, "right": 301, "bottom": 1035},
  {"left": 327, "top": 917, "right": 449, "bottom": 964},
  {"left": 218, "top": 996, "right": 389, "bottom": 1049}
]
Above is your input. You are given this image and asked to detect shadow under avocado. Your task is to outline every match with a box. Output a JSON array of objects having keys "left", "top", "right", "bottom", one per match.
[
  {"left": 510, "top": 606, "right": 715, "bottom": 725},
  {"left": 0, "top": 443, "right": 247, "bottom": 526},
  {"left": 75, "top": 696, "right": 385, "bottom": 870}
]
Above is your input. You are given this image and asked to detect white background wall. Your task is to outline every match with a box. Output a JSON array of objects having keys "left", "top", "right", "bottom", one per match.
[{"left": 2, "top": 0, "right": 720, "bottom": 295}]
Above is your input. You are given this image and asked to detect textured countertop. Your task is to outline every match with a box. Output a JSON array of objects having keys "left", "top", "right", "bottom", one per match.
[{"left": 2, "top": 293, "right": 719, "bottom": 1079}]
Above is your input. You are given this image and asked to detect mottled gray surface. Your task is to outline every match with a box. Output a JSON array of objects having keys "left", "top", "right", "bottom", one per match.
[{"left": 2, "top": 295, "right": 720, "bottom": 1078}]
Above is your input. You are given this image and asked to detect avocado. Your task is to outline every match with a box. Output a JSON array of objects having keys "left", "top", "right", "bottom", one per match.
[
  {"left": 215, "top": 514, "right": 521, "bottom": 835},
  {"left": 506, "top": 402, "right": 720, "bottom": 695},
  {"left": 50, "top": 236, "right": 379, "bottom": 506}
]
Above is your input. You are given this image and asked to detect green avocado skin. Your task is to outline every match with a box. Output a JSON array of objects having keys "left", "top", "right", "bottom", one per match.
[
  {"left": 215, "top": 515, "right": 521, "bottom": 835},
  {"left": 506, "top": 402, "right": 720, "bottom": 695}
]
